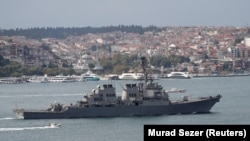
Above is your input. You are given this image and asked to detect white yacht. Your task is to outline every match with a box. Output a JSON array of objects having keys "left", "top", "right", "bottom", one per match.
[
  {"left": 166, "top": 72, "right": 192, "bottom": 79},
  {"left": 118, "top": 73, "right": 143, "bottom": 80},
  {"left": 27, "top": 75, "right": 49, "bottom": 83},
  {"left": 48, "top": 75, "right": 76, "bottom": 83},
  {"left": 166, "top": 88, "right": 186, "bottom": 93},
  {"left": 83, "top": 71, "right": 100, "bottom": 81}
]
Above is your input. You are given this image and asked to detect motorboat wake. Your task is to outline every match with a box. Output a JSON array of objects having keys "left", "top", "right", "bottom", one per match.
[
  {"left": 0, "top": 123, "right": 61, "bottom": 132},
  {"left": 47, "top": 123, "right": 62, "bottom": 128},
  {"left": 0, "top": 117, "right": 15, "bottom": 120}
]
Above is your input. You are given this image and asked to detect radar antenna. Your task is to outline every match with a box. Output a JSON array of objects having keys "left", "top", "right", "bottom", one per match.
[{"left": 140, "top": 56, "right": 148, "bottom": 84}]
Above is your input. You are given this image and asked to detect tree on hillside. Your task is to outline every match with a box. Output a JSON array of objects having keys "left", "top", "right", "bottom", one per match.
[
  {"left": 0, "top": 55, "right": 10, "bottom": 66},
  {"left": 0, "top": 25, "right": 159, "bottom": 39}
]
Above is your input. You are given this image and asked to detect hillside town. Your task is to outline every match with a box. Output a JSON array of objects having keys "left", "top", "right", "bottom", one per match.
[{"left": 1, "top": 26, "right": 250, "bottom": 79}]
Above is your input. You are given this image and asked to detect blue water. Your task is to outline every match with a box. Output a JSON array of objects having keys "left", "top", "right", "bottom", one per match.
[{"left": 0, "top": 77, "right": 250, "bottom": 141}]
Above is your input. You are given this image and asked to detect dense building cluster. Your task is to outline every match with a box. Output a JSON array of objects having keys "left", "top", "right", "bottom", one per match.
[{"left": 1, "top": 26, "right": 250, "bottom": 75}]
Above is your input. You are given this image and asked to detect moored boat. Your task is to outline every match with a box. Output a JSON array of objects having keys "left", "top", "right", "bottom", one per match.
[
  {"left": 118, "top": 72, "right": 143, "bottom": 80},
  {"left": 166, "top": 71, "right": 192, "bottom": 79},
  {"left": 83, "top": 71, "right": 100, "bottom": 81},
  {"left": 27, "top": 75, "right": 50, "bottom": 83},
  {"left": 0, "top": 77, "right": 24, "bottom": 84},
  {"left": 48, "top": 75, "right": 76, "bottom": 83}
]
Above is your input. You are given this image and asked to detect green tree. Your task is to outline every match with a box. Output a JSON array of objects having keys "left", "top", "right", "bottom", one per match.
[
  {"left": 88, "top": 63, "right": 95, "bottom": 69},
  {"left": 234, "top": 36, "right": 244, "bottom": 45},
  {"left": 0, "top": 55, "right": 10, "bottom": 66},
  {"left": 100, "top": 58, "right": 113, "bottom": 74},
  {"left": 222, "top": 62, "right": 232, "bottom": 72},
  {"left": 113, "top": 65, "right": 129, "bottom": 74}
]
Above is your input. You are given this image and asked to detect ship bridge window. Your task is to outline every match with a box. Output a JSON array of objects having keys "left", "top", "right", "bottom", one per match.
[
  {"left": 125, "top": 84, "right": 137, "bottom": 88},
  {"left": 126, "top": 84, "right": 131, "bottom": 88},
  {"left": 129, "top": 93, "right": 137, "bottom": 97},
  {"left": 106, "top": 94, "right": 116, "bottom": 97},
  {"left": 94, "top": 98, "right": 103, "bottom": 101},
  {"left": 154, "top": 92, "right": 162, "bottom": 97},
  {"left": 103, "top": 84, "right": 113, "bottom": 89}
]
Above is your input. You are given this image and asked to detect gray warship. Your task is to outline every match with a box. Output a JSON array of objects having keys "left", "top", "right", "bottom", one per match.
[{"left": 13, "top": 56, "right": 221, "bottom": 119}]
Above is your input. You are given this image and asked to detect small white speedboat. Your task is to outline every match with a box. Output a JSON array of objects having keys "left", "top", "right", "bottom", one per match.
[{"left": 48, "top": 123, "right": 61, "bottom": 128}]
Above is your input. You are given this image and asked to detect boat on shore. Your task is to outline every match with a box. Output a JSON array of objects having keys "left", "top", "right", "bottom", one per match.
[
  {"left": 0, "top": 77, "right": 24, "bottom": 84},
  {"left": 166, "top": 88, "right": 186, "bottom": 93},
  {"left": 13, "top": 56, "right": 221, "bottom": 119},
  {"left": 27, "top": 75, "right": 50, "bottom": 83},
  {"left": 82, "top": 71, "right": 100, "bottom": 81},
  {"left": 47, "top": 75, "right": 76, "bottom": 83},
  {"left": 166, "top": 71, "right": 192, "bottom": 79},
  {"left": 193, "top": 73, "right": 250, "bottom": 78},
  {"left": 118, "top": 72, "right": 143, "bottom": 80}
]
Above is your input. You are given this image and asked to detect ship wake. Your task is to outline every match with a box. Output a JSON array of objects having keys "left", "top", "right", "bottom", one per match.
[
  {"left": 0, "top": 125, "right": 58, "bottom": 132},
  {"left": 0, "top": 93, "right": 82, "bottom": 98},
  {"left": 0, "top": 117, "right": 15, "bottom": 120}
]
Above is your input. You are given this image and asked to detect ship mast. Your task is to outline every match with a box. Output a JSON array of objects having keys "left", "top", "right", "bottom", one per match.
[{"left": 140, "top": 56, "right": 148, "bottom": 85}]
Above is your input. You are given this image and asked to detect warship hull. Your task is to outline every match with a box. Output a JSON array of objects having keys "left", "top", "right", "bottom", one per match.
[{"left": 13, "top": 95, "right": 221, "bottom": 119}]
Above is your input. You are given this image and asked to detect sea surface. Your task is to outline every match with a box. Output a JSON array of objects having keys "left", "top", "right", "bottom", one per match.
[{"left": 0, "top": 76, "right": 250, "bottom": 141}]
